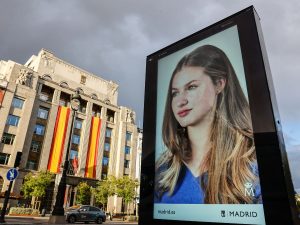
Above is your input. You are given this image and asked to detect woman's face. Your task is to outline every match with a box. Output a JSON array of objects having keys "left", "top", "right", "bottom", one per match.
[{"left": 171, "top": 66, "right": 219, "bottom": 128}]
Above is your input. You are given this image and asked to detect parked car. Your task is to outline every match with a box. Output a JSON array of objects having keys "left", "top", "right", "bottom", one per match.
[{"left": 65, "top": 205, "right": 106, "bottom": 224}]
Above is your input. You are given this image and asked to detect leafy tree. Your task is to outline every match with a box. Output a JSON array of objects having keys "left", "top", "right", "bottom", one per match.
[
  {"left": 21, "top": 170, "right": 53, "bottom": 199},
  {"left": 115, "top": 176, "right": 139, "bottom": 215},
  {"left": 76, "top": 182, "right": 92, "bottom": 205},
  {"left": 93, "top": 176, "right": 116, "bottom": 211},
  {"left": 92, "top": 176, "right": 138, "bottom": 215}
]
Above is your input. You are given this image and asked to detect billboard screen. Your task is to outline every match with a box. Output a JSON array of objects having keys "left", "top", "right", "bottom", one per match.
[
  {"left": 140, "top": 6, "right": 299, "bottom": 225},
  {"left": 154, "top": 25, "right": 265, "bottom": 225}
]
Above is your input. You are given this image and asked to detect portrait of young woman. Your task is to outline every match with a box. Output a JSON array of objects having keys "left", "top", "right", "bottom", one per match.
[{"left": 154, "top": 44, "right": 262, "bottom": 204}]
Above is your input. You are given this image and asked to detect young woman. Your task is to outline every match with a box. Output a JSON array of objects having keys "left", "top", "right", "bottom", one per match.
[{"left": 155, "top": 45, "right": 261, "bottom": 204}]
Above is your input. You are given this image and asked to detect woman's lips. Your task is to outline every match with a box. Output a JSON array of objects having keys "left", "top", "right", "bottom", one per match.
[{"left": 178, "top": 109, "right": 191, "bottom": 117}]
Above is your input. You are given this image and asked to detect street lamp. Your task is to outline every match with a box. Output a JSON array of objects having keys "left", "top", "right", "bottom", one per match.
[{"left": 49, "top": 90, "right": 81, "bottom": 223}]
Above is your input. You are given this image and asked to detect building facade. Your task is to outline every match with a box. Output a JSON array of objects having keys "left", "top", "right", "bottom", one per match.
[{"left": 0, "top": 49, "right": 140, "bottom": 213}]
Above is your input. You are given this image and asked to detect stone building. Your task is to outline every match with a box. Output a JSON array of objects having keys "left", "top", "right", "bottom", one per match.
[{"left": 0, "top": 49, "right": 140, "bottom": 213}]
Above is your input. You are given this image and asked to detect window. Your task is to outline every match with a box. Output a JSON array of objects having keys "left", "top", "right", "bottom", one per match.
[
  {"left": 126, "top": 132, "right": 132, "bottom": 142},
  {"left": 37, "top": 107, "right": 49, "bottom": 119},
  {"left": 12, "top": 97, "right": 24, "bottom": 109},
  {"left": 1, "top": 133, "right": 15, "bottom": 145},
  {"left": 40, "top": 85, "right": 54, "bottom": 102},
  {"left": 90, "top": 207, "right": 100, "bottom": 212},
  {"left": 102, "top": 157, "right": 109, "bottom": 166},
  {"left": 34, "top": 124, "right": 45, "bottom": 135},
  {"left": 70, "top": 150, "right": 78, "bottom": 159},
  {"left": 92, "top": 111, "right": 101, "bottom": 117},
  {"left": 30, "top": 140, "right": 41, "bottom": 152},
  {"left": 92, "top": 104, "right": 101, "bottom": 117},
  {"left": 105, "top": 128, "right": 112, "bottom": 138},
  {"left": 79, "top": 106, "right": 86, "bottom": 114},
  {"left": 74, "top": 119, "right": 83, "bottom": 130},
  {"left": 59, "top": 99, "right": 67, "bottom": 106},
  {"left": 26, "top": 160, "right": 37, "bottom": 170},
  {"left": 107, "top": 109, "right": 115, "bottom": 122},
  {"left": 124, "top": 160, "right": 130, "bottom": 168},
  {"left": 125, "top": 146, "right": 131, "bottom": 155},
  {"left": 59, "top": 91, "right": 70, "bottom": 107},
  {"left": 80, "top": 206, "right": 89, "bottom": 212},
  {"left": 80, "top": 75, "right": 86, "bottom": 84},
  {"left": 104, "top": 143, "right": 110, "bottom": 151},
  {"left": 72, "top": 135, "right": 80, "bottom": 145},
  {"left": 69, "top": 150, "right": 79, "bottom": 175},
  {"left": 78, "top": 99, "right": 87, "bottom": 114},
  {"left": 0, "top": 153, "right": 10, "bottom": 165},
  {"left": 6, "top": 114, "right": 20, "bottom": 126}
]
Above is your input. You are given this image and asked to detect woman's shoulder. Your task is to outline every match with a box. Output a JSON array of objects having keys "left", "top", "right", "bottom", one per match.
[
  {"left": 249, "top": 162, "right": 263, "bottom": 204},
  {"left": 250, "top": 162, "right": 259, "bottom": 176},
  {"left": 155, "top": 164, "right": 205, "bottom": 204}
]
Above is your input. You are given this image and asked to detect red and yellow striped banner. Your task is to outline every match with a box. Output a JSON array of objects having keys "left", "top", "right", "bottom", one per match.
[
  {"left": 0, "top": 89, "right": 5, "bottom": 104},
  {"left": 85, "top": 117, "right": 101, "bottom": 178},
  {"left": 47, "top": 106, "right": 70, "bottom": 173}
]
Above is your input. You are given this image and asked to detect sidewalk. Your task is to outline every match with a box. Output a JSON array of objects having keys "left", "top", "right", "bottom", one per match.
[
  {"left": 0, "top": 215, "right": 49, "bottom": 224},
  {"left": 1, "top": 215, "right": 138, "bottom": 224}
]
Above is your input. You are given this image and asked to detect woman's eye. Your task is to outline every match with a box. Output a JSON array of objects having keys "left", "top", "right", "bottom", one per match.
[
  {"left": 171, "top": 91, "right": 178, "bottom": 98},
  {"left": 188, "top": 84, "right": 197, "bottom": 90}
]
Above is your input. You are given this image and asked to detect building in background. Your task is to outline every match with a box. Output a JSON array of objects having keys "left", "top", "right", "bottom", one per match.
[{"left": 0, "top": 49, "right": 140, "bottom": 213}]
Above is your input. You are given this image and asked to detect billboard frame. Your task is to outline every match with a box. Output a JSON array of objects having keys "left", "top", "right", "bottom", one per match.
[{"left": 140, "top": 6, "right": 299, "bottom": 225}]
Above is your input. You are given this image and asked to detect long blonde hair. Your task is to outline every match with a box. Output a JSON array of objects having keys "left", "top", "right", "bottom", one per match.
[{"left": 156, "top": 45, "right": 257, "bottom": 203}]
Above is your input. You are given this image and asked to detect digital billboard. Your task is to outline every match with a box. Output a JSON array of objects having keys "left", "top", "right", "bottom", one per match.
[
  {"left": 140, "top": 6, "right": 299, "bottom": 225},
  {"left": 154, "top": 25, "right": 264, "bottom": 225}
]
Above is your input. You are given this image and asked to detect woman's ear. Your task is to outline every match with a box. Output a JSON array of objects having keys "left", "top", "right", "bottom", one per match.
[{"left": 215, "top": 78, "right": 226, "bottom": 94}]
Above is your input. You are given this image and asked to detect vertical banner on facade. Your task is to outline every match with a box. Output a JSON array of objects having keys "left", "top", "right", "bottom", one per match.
[
  {"left": 47, "top": 106, "right": 70, "bottom": 173},
  {"left": 0, "top": 89, "right": 5, "bottom": 105},
  {"left": 85, "top": 117, "right": 101, "bottom": 178}
]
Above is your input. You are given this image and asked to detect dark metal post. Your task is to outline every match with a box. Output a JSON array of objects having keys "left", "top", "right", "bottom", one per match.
[
  {"left": 49, "top": 91, "right": 81, "bottom": 223},
  {"left": 0, "top": 153, "right": 21, "bottom": 223},
  {"left": 0, "top": 181, "right": 13, "bottom": 223}
]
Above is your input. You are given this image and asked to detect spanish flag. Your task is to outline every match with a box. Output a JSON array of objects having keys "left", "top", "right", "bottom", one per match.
[
  {"left": 47, "top": 106, "right": 70, "bottom": 173},
  {"left": 0, "top": 89, "right": 5, "bottom": 104},
  {"left": 85, "top": 117, "right": 101, "bottom": 178}
]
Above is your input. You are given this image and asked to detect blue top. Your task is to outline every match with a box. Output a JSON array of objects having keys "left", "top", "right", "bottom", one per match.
[{"left": 155, "top": 164, "right": 262, "bottom": 204}]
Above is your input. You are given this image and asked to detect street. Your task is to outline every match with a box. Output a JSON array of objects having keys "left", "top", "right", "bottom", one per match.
[{"left": 0, "top": 216, "right": 138, "bottom": 225}]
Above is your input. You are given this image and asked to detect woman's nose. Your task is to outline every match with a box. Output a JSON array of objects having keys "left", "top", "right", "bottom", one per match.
[{"left": 177, "top": 93, "right": 188, "bottom": 107}]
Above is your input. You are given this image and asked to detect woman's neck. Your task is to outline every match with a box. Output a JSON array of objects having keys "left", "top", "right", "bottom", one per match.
[{"left": 186, "top": 118, "right": 212, "bottom": 177}]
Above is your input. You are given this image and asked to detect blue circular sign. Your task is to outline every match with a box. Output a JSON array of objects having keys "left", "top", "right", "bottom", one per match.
[{"left": 6, "top": 168, "right": 19, "bottom": 181}]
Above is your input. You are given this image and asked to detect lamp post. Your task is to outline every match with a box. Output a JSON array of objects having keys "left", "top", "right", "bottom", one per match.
[{"left": 49, "top": 90, "right": 81, "bottom": 223}]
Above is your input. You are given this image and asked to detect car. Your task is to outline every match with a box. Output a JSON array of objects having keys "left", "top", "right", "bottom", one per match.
[{"left": 65, "top": 205, "right": 106, "bottom": 224}]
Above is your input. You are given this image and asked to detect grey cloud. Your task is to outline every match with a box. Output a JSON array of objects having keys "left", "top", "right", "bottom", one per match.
[{"left": 1, "top": 0, "right": 300, "bottom": 128}]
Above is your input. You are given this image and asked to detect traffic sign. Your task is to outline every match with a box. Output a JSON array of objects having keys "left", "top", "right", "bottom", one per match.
[{"left": 6, "top": 168, "right": 19, "bottom": 181}]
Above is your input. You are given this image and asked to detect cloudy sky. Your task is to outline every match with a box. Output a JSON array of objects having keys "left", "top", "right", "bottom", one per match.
[{"left": 0, "top": 1, "right": 299, "bottom": 190}]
